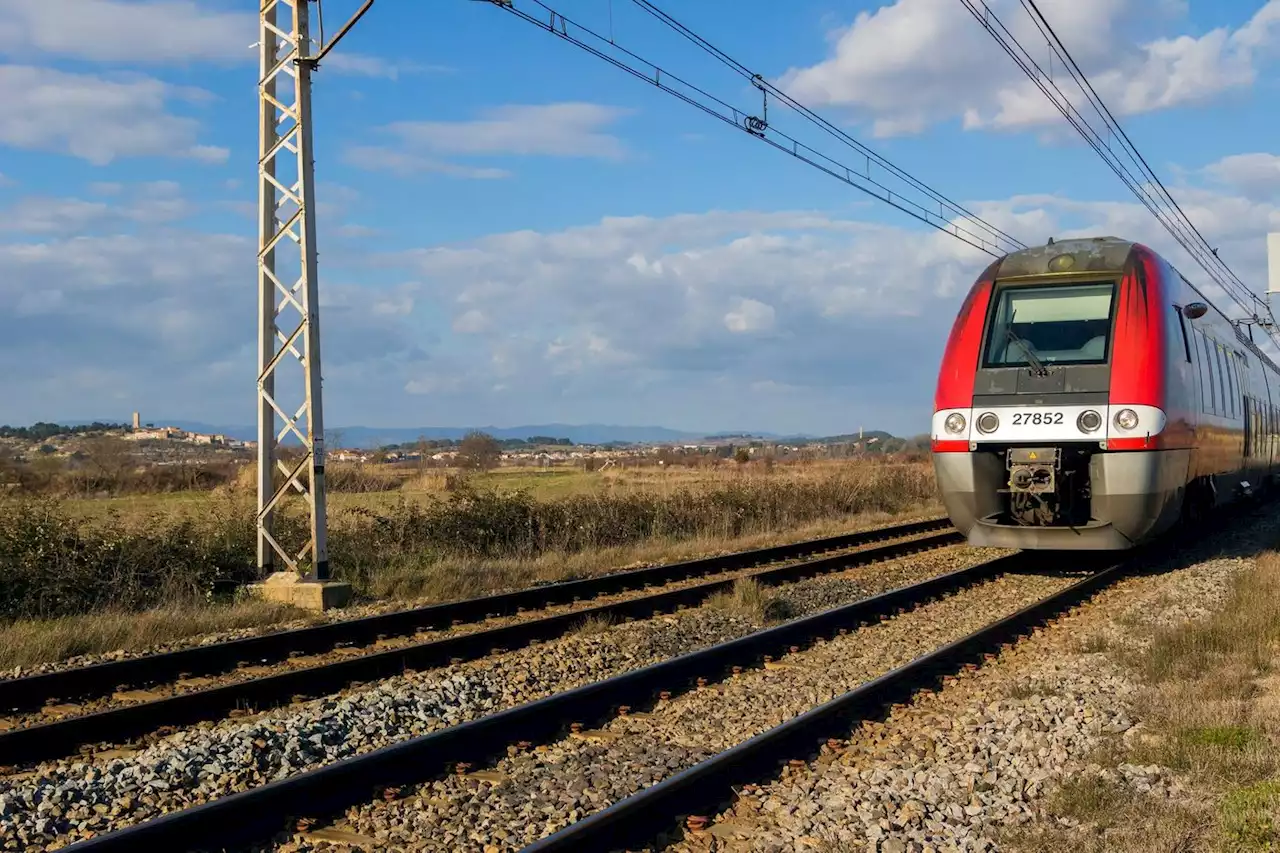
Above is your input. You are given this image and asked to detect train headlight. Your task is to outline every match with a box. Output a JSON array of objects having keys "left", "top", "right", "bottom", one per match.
[
  {"left": 1114, "top": 408, "right": 1139, "bottom": 430},
  {"left": 976, "top": 412, "right": 999, "bottom": 434},
  {"left": 944, "top": 412, "right": 967, "bottom": 435},
  {"left": 1077, "top": 410, "right": 1102, "bottom": 433}
]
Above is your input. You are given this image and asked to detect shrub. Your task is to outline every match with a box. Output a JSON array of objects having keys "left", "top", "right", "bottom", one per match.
[{"left": 0, "top": 462, "right": 937, "bottom": 620}]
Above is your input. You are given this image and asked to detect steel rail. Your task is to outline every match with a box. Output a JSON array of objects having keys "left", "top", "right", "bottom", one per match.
[
  {"left": 0, "top": 526, "right": 961, "bottom": 765},
  {"left": 522, "top": 489, "right": 1280, "bottom": 851},
  {"left": 0, "top": 516, "right": 951, "bottom": 713},
  {"left": 523, "top": 558, "right": 1129, "bottom": 851},
  {"left": 60, "top": 547, "right": 1031, "bottom": 852}
]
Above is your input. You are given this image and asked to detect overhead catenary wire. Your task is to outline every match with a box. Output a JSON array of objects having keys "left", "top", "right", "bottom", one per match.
[
  {"left": 1016, "top": 0, "right": 1256, "bottom": 304},
  {"left": 481, "top": 0, "right": 1025, "bottom": 257},
  {"left": 959, "top": 0, "right": 1272, "bottom": 333},
  {"left": 626, "top": 0, "right": 1027, "bottom": 254}
]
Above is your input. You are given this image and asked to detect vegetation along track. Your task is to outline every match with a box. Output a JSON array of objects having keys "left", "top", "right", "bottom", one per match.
[
  {"left": 0, "top": 518, "right": 957, "bottom": 766},
  {"left": 520, "top": 501, "right": 1271, "bottom": 853},
  {"left": 55, "top": 490, "right": 1267, "bottom": 853},
  {"left": 51, "top": 544, "right": 1101, "bottom": 852}
]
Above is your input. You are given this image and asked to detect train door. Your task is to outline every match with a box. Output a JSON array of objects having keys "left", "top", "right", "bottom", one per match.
[
  {"left": 1231, "top": 351, "right": 1251, "bottom": 481},
  {"left": 1264, "top": 365, "right": 1278, "bottom": 484}
]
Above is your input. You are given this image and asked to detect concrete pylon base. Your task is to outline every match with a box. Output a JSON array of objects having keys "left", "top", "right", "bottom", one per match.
[{"left": 248, "top": 571, "right": 352, "bottom": 611}]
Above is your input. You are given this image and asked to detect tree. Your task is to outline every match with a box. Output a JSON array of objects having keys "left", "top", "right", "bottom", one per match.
[
  {"left": 457, "top": 431, "right": 502, "bottom": 471},
  {"left": 734, "top": 448, "right": 751, "bottom": 464},
  {"left": 83, "top": 436, "right": 133, "bottom": 478}
]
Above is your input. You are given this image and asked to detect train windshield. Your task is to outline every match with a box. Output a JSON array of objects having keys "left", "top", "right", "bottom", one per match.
[{"left": 983, "top": 282, "right": 1116, "bottom": 367}]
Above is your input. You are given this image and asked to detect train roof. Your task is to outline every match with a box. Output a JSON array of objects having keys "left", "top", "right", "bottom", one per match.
[{"left": 996, "top": 236, "right": 1134, "bottom": 279}]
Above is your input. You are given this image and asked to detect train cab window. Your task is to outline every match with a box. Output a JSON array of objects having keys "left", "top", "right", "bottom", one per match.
[{"left": 982, "top": 282, "right": 1116, "bottom": 367}]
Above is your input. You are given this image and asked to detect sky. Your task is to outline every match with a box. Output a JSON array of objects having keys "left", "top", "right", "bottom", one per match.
[{"left": 1, "top": 0, "right": 1279, "bottom": 438}]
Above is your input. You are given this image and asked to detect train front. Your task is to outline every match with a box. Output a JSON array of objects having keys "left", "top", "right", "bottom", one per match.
[{"left": 930, "top": 236, "right": 1183, "bottom": 550}]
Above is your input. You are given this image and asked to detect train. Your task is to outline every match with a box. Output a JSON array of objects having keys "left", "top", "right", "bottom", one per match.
[{"left": 931, "top": 235, "right": 1280, "bottom": 550}]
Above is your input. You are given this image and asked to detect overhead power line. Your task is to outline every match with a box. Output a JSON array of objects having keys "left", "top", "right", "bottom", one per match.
[
  {"left": 959, "top": 0, "right": 1273, "bottom": 333},
  {"left": 480, "top": 0, "right": 1025, "bottom": 258}
]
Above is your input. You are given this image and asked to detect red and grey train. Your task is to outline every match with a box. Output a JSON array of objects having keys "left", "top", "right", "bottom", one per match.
[{"left": 931, "top": 235, "right": 1280, "bottom": 550}]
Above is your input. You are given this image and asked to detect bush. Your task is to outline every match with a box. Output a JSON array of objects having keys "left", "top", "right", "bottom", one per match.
[
  {"left": 0, "top": 462, "right": 937, "bottom": 620},
  {"left": 0, "top": 495, "right": 264, "bottom": 620}
]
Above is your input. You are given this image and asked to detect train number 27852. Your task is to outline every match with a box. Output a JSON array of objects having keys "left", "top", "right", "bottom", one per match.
[{"left": 1011, "top": 412, "right": 1064, "bottom": 426}]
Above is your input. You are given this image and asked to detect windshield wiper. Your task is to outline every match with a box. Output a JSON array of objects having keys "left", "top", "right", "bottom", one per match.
[{"left": 1005, "top": 327, "right": 1049, "bottom": 375}]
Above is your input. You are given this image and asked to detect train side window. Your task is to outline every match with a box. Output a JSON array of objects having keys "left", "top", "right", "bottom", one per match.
[
  {"left": 1225, "top": 351, "right": 1237, "bottom": 418},
  {"left": 1214, "top": 342, "right": 1226, "bottom": 416},
  {"left": 1194, "top": 331, "right": 1207, "bottom": 412},
  {"left": 1195, "top": 332, "right": 1207, "bottom": 412},
  {"left": 1219, "top": 346, "right": 1233, "bottom": 418},
  {"left": 1203, "top": 334, "right": 1218, "bottom": 414},
  {"left": 1173, "top": 306, "right": 1192, "bottom": 362}
]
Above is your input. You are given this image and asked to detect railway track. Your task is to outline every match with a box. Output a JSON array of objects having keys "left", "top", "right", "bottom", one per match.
[
  {"left": 53, "top": 544, "right": 1109, "bottom": 852},
  {"left": 525, "top": 562, "right": 1124, "bottom": 852},
  {"left": 0, "top": 517, "right": 958, "bottom": 766},
  {"left": 54, "top": 484, "right": 1266, "bottom": 853}
]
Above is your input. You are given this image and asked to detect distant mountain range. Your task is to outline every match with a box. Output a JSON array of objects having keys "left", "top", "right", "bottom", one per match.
[
  {"left": 43, "top": 419, "right": 920, "bottom": 448},
  {"left": 59, "top": 420, "right": 810, "bottom": 448}
]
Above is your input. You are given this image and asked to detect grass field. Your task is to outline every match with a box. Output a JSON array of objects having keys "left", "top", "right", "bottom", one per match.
[
  {"left": 59, "top": 460, "right": 913, "bottom": 521},
  {"left": 0, "top": 457, "right": 943, "bottom": 668}
]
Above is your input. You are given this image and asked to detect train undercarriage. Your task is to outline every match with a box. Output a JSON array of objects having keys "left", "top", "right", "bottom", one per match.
[
  {"left": 932, "top": 444, "right": 1190, "bottom": 550},
  {"left": 997, "top": 445, "right": 1094, "bottom": 528}
]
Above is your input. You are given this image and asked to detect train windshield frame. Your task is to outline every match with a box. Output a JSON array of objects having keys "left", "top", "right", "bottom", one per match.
[{"left": 981, "top": 281, "right": 1118, "bottom": 368}]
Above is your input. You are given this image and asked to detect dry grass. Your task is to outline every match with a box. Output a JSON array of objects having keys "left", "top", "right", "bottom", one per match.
[
  {"left": 569, "top": 613, "right": 619, "bottom": 637},
  {"left": 0, "top": 600, "right": 311, "bottom": 672},
  {"left": 0, "top": 459, "right": 942, "bottom": 668},
  {"left": 1005, "top": 551, "right": 1280, "bottom": 853},
  {"left": 60, "top": 459, "right": 934, "bottom": 521},
  {"left": 705, "top": 577, "right": 796, "bottom": 625},
  {"left": 1002, "top": 784, "right": 1206, "bottom": 853}
]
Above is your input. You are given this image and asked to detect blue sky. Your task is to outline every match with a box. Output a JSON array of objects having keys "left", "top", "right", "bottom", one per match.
[{"left": 2, "top": 0, "right": 1279, "bottom": 438}]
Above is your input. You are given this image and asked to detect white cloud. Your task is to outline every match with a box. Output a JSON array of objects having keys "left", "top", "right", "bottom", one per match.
[
  {"left": 346, "top": 103, "right": 634, "bottom": 177},
  {"left": 381, "top": 167, "right": 1280, "bottom": 431},
  {"left": 4, "top": 153, "right": 1279, "bottom": 435},
  {"left": 405, "top": 374, "right": 462, "bottom": 395},
  {"left": 321, "top": 53, "right": 453, "bottom": 80},
  {"left": 342, "top": 146, "right": 512, "bottom": 179},
  {"left": 453, "top": 309, "right": 489, "bottom": 334},
  {"left": 0, "top": 188, "right": 431, "bottom": 424},
  {"left": 776, "top": 0, "right": 1280, "bottom": 137},
  {"left": 385, "top": 103, "right": 633, "bottom": 159},
  {"left": 724, "top": 298, "right": 777, "bottom": 333},
  {"left": 345, "top": 101, "right": 634, "bottom": 175},
  {"left": 1204, "top": 152, "right": 1280, "bottom": 198},
  {"left": 334, "top": 223, "right": 380, "bottom": 238},
  {"left": 0, "top": 0, "right": 254, "bottom": 63},
  {"left": 0, "top": 182, "right": 194, "bottom": 234},
  {"left": 0, "top": 65, "right": 227, "bottom": 164}
]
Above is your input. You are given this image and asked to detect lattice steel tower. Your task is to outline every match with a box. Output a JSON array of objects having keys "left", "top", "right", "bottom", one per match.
[{"left": 256, "top": 0, "right": 330, "bottom": 580}]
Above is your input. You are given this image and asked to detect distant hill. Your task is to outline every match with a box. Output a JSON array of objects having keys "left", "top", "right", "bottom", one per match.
[
  {"left": 54, "top": 420, "right": 784, "bottom": 448},
  {"left": 46, "top": 420, "right": 924, "bottom": 448},
  {"left": 323, "top": 424, "right": 721, "bottom": 448},
  {"left": 808, "top": 430, "right": 898, "bottom": 444}
]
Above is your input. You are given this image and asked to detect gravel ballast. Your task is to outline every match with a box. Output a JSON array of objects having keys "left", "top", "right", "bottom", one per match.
[
  {"left": 272, "top": 570, "right": 1072, "bottom": 852},
  {"left": 657, "top": 519, "right": 1280, "bottom": 853},
  {"left": 0, "top": 530, "right": 956, "bottom": 735},
  {"left": 0, "top": 543, "right": 1002, "bottom": 851}
]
